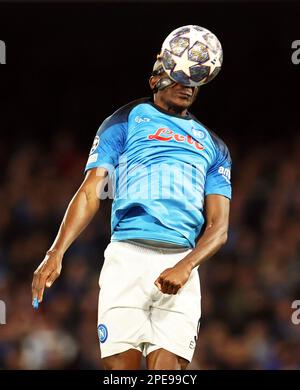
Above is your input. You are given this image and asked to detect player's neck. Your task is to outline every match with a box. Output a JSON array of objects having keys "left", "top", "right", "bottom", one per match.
[{"left": 153, "top": 97, "right": 188, "bottom": 117}]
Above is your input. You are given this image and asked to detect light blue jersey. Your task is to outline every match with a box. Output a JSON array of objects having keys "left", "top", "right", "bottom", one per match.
[{"left": 85, "top": 98, "right": 232, "bottom": 248}]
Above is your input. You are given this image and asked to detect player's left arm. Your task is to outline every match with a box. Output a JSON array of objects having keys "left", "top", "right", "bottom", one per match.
[{"left": 155, "top": 194, "right": 230, "bottom": 295}]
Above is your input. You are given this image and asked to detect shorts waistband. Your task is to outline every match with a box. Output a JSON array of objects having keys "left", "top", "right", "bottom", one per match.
[{"left": 109, "top": 240, "right": 191, "bottom": 255}]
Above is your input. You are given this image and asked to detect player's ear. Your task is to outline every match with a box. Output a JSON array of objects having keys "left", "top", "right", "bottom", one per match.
[{"left": 149, "top": 76, "right": 158, "bottom": 91}]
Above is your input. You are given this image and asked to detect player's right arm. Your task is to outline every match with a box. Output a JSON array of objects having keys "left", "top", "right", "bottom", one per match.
[
  {"left": 32, "top": 106, "right": 128, "bottom": 305},
  {"left": 31, "top": 167, "right": 107, "bottom": 304}
]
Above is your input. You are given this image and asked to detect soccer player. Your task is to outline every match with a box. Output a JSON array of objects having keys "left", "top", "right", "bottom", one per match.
[{"left": 32, "top": 58, "right": 231, "bottom": 370}]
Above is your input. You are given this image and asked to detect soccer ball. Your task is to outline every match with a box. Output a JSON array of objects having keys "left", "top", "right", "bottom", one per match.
[{"left": 159, "top": 25, "right": 223, "bottom": 87}]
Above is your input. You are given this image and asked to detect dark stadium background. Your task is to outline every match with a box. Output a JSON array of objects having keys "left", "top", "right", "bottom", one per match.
[{"left": 0, "top": 1, "right": 300, "bottom": 369}]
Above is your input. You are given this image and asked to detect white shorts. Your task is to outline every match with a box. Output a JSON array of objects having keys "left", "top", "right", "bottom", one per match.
[{"left": 97, "top": 241, "right": 201, "bottom": 362}]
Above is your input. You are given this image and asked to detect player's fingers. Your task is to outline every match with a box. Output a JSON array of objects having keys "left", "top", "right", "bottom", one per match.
[
  {"left": 161, "top": 279, "right": 172, "bottom": 294},
  {"left": 165, "top": 282, "right": 175, "bottom": 295},
  {"left": 171, "top": 284, "right": 181, "bottom": 295},
  {"left": 45, "top": 270, "right": 60, "bottom": 288},
  {"left": 33, "top": 270, "right": 48, "bottom": 303},
  {"left": 163, "top": 280, "right": 180, "bottom": 295},
  {"left": 32, "top": 270, "right": 42, "bottom": 302},
  {"left": 167, "top": 285, "right": 175, "bottom": 295},
  {"left": 155, "top": 273, "right": 166, "bottom": 286},
  {"left": 155, "top": 272, "right": 175, "bottom": 293},
  {"left": 37, "top": 276, "right": 47, "bottom": 303},
  {"left": 173, "top": 284, "right": 181, "bottom": 294},
  {"left": 168, "top": 283, "right": 179, "bottom": 295},
  {"left": 154, "top": 279, "right": 162, "bottom": 291}
]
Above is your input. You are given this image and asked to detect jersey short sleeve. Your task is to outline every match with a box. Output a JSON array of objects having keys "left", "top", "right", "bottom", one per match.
[
  {"left": 204, "top": 138, "right": 232, "bottom": 199},
  {"left": 85, "top": 115, "right": 128, "bottom": 173}
]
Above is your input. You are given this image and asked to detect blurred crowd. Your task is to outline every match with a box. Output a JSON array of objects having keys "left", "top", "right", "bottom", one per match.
[{"left": 0, "top": 130, "right": 300, "bottom": 370}]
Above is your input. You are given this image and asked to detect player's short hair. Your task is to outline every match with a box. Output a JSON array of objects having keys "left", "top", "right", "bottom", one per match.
[{"left": 152, "top": 55, "right": 164, "bottom": 76}]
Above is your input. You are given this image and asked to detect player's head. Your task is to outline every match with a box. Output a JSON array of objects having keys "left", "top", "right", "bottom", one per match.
[{"left": 149, "top": 56, "right": 199, "bottom": 113}]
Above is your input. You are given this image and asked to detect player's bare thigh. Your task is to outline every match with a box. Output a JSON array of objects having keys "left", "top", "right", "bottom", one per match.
[
  {"left": 102, "top": 349, "right": 142, "bottom": 370},
  {"left": 101, "top": 348, "right": 189, "bottom": 370},
  {"left": 146, "top": 348, "right": 189, "bottom": 370}
]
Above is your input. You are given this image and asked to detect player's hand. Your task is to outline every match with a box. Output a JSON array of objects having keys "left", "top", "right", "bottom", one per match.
[
  {"left": 32, "top": 250, "right": 63, "bottom": 304},
  {"left": 154, "top": 261, "right": 193, "bottom": 295}
]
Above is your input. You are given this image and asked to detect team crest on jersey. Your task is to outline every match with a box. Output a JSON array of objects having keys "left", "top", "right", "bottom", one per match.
[
  {"left": 90, "top": 135, "right": 100, "bottom": 155},
  {"left": 147, "top": 127, "right": 204, "bottom": 151},
  {"left": 98, "top": 324, "right": 108, "bottom": 343},
  {"left": 191, "top": 127, "right": 206, "bottom": 140}
]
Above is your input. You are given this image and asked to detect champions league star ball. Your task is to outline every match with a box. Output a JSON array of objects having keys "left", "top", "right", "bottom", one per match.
[{"left": 159, "top": 25, "right": 223, "bottom": 87}]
